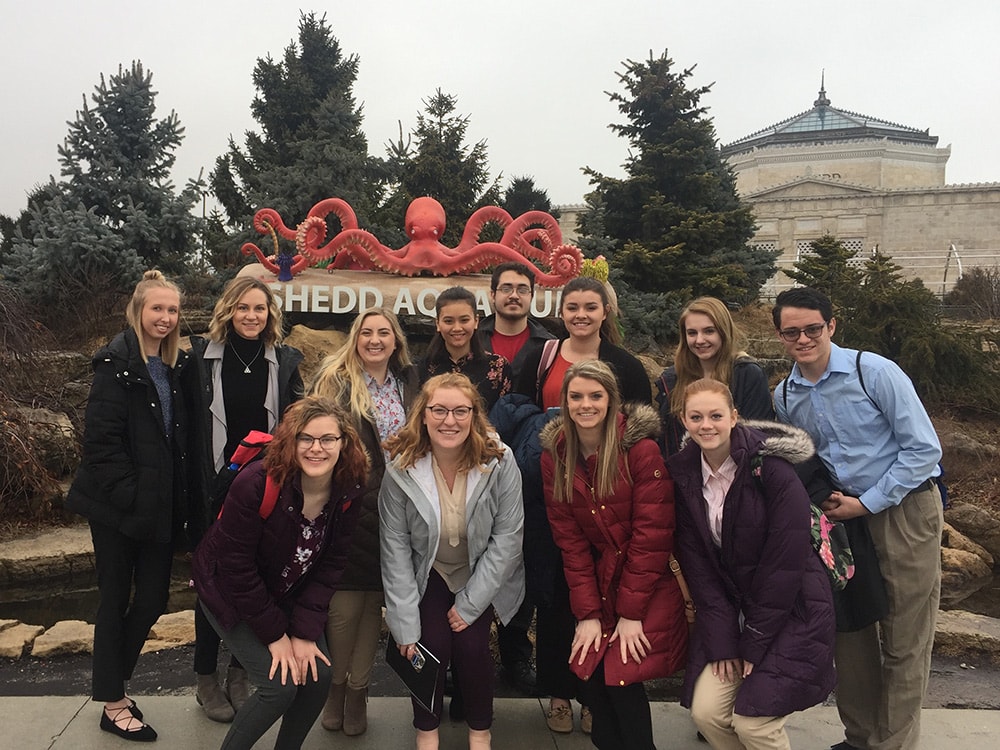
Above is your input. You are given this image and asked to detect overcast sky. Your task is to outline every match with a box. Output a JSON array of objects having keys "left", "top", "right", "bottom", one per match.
[{"left": 3, "top": 0, "right": 998, "bottom": 221}]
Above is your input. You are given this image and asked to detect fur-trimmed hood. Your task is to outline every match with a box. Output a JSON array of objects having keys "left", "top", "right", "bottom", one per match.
[
  {"left": 676, "top": 419, "right": 815, "bottom": 465},
  {"left": 539, "top": 402, "right": 661, "bottom": 453}
]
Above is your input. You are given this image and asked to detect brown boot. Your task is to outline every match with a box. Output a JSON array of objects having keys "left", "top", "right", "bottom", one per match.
[
  {"left": 196, "top": 673, "right": 235, "bottom": 723},
  {"left": 225, "top": 665, "right": 251, "bottom": 712},
  {"left": 321, "top": 681, "right": 346, "bottom": 731},
  {"left": 342, "top": 686, "right": 368, "bottom": 736}
]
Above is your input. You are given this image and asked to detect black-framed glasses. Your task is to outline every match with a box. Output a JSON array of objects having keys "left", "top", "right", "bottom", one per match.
[
  {"left": 426, "top": 405, "right": 473, "bottom": 421},
  {"left": 778, "top": 323, "right": 828, "bottom": 342},
  {"left": 296, "top": 434, "right": 343, "bottom": 449},
  {"left": 495, "top": 283, "right": 532, "bottom": 296}
]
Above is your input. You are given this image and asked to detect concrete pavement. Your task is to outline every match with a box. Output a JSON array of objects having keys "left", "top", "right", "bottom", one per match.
[{"left": 4, "top": 696, "right": 1000, "bottom": 749}]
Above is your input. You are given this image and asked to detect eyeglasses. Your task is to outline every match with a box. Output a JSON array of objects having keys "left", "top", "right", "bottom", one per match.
[
  {"left": 296, "top": 434, "right": 343, "bottom": 449},
  {"left": 426, "top": 405, "right": 473, "bottom": 421},
  {"left": 495, "top": 283, "right": 532, "bottom": 296},
  {"left": 778, "top": 323, "right": 828, "bottom": 342}
]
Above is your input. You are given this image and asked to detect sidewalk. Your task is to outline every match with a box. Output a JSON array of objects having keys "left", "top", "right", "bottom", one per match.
[{"left": 5, "top": 696, "right": 1000, "bottom": 750}]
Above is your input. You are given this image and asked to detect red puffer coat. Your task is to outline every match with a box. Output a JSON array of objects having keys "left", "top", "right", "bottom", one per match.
[{"left": 540, "top": 404, "right": 688, "bottom": 686}]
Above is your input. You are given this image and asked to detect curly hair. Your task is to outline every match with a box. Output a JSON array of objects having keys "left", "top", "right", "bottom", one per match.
[
  {"left": 263, "top": 396, "right": 369, "bottom": 488},
  {"left": 126, "top": 270, "right": 182, "bottom": 367},
  {"left": 309, "top": 308, "right": 412, "bottom": 420},
  {"left": 383, "top": 373, "right": 503, "bottom": 470},
  {"left": 549, "top": 360, "right": 624, "bottom": 502},
  {"left": 207, "top": 276, "right": 284, "bottom": 346}
]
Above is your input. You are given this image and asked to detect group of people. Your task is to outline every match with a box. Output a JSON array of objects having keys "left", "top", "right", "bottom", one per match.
[{"left": 68, "top": 261, "right": 942, "bottom": 750}]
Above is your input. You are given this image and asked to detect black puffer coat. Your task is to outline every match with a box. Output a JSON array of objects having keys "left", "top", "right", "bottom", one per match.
[
  {"left": 336, "top": 366, "right": 419, "bottom": 591},
  {"left": 66, "top": 328, "right": 206, "bottom": 546}
]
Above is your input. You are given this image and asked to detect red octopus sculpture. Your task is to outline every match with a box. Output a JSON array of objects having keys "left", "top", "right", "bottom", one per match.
[{"left": 240, "top": 196, "right": 582, "bottom": 286}]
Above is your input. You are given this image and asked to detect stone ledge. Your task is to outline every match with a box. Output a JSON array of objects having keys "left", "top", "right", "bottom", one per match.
[
  {"left": 935, "top": 610, "right": 1000, "bottom": 664},
  {"left": 0, "top": 623, "right": 45, "bottom": 659}
]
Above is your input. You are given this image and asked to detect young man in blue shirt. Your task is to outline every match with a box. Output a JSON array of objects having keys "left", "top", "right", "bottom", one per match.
[{"left": 773, "top": 287, "right": 943, "bottom": 750}]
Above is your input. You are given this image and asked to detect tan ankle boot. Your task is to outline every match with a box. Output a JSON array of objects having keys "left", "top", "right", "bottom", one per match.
[
  {"left": 468, "top": 728, "right": 492, "bottom": 749},
  {"left": 321, "top": 681, "right": 346, "bottom": 731},
  {"left": 196, "top": 673, "right": 235, "bottom": 723},
  {"left": 343, "top": 686, "right": 368, "bottom": 736},
  {"left": 415, "top": 728, "right": 439, "bottom": 750},
  {"left": 224, "top": 665, "right": 251, "bottom": 712}
]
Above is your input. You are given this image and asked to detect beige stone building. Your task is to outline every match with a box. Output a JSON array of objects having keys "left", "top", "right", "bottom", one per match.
[{"left": 721, "top": 81, "right": 1000, "bottom": 297}]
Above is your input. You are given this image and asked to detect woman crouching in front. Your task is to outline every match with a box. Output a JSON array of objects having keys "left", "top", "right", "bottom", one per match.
[
  {"left": 379, "top": 372, "right": 525, "bottom": 750},
  {"left": 192, "top": 396, "right": 368, "bottom": 750},
  {"left": 666, "top": 379, "right": 835, "bottom": 750},
  {"left": 539, "top": 360, "right": 688, "bottom": 749}
]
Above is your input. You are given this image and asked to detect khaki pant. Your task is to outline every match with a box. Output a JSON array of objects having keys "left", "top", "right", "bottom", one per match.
[
  {"left": 835, "top": 483, "right": 943, "bottom": 750},
  {"left": 690, "top": 664, "right": 790, "bottom": 750},
  {"left": 325, "top": 590, "right": 384, "bottom": 689}
]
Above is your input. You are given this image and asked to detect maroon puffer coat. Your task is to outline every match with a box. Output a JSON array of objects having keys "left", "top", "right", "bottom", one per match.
[{"left": 540, "top": 404, "right": 688, "bottom": 686}]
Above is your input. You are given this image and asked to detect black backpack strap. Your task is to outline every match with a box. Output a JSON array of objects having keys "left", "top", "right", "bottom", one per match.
[{"left": 855, "top": 351, "right": 878, "bottom": 408}]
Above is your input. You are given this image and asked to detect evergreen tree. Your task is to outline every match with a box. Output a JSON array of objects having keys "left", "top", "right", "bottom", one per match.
[
  {"left": 501, "top": 176, "right": 559, "bottom": 218},
  {"left": 581, "top": 51, "right": 773, "bottom": 344},
  {"left": 2, "top": 62, "right": 202, "bottom": 332},
  {"left": 211, "top": 12, "right": 384, "bottom": 238},
  {"left": 787, "top": 240, "right": 999, "bottom": 412},
  {"left": 784, "top": 233, "right": 864, "bottom": 315},
  {"left": 386, "top": 89, "right": 500, "bottom": 246}
]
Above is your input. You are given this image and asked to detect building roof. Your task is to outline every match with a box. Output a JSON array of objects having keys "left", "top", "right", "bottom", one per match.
[{"left": 721, "top": 77, "right": 938, "bottom": 156}]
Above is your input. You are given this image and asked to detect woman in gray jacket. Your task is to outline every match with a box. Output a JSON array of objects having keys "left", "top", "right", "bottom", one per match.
[{"left": 380, "top": 372, "right": 525, "bottom": 750}]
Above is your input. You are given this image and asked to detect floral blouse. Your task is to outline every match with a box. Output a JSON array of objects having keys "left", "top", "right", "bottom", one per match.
[{"left": 420, "top": 350, "right": 512, "bottom": 412}]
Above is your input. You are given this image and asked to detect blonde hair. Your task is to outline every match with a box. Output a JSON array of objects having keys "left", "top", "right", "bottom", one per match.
[
  {"left": 383, "top": 373, "right": 503, "bottom": 471},
  {"left": 670, "top": 296, "right": 747, "bottom": 416},
  {"left": 207, "top": 276, "right": 284, "bottom": 346},
  {"left": 550, "top": 360, "right": 625, "bottom": 502},
  {"left": 126, "top": 270, "right": 181, "bottom": 366},
  {"left": 309, "top": 308, "right": 412, "bottom": 420}
]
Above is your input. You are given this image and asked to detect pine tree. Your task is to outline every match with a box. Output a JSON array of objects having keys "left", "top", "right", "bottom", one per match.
[
  {"left": 2, "top": 62, "right": 202, "bottom": 331},
  {"left": 387, "top": 89, "right": 500, "bottom": 246},
  {"left": 501, "top": 176, "right": 558, "bottom": 218},
  {"left": 210, "top": 12, "right": 383, "bottom": 236},
  {"left": 784, "top": 234, "right": 865, "bottom": 314},
  {"left": 581, "top": 51, "right": 773, "bottom": 345}
]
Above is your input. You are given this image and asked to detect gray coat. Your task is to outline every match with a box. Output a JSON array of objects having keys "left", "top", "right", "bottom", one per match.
[{"left": 379, "top": 446, "right": 525, "bottom": 645}]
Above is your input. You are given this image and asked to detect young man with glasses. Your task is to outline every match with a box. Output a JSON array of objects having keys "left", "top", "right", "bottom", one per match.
[
  {"left": 479, "top": 262, "right": 555, "bottom": 381},
  {"left": 459, "top": 261, "right": 554, "bottom": 699},
  {"left": 772, "top": 287, "right": 942, "bottom": 750}
]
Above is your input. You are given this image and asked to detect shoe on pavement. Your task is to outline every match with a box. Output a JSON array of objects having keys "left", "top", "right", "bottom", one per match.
[
  {"left": 545, "top": 704, "right": 573, "bottom": 733},
  {"left": 580, "top": 705, "right": 592, "bottom": 734}
]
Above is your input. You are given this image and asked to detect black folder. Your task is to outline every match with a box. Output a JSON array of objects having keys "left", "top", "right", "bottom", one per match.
[{"left": 385, "top": 634, "right": 441, "bottom": 714}]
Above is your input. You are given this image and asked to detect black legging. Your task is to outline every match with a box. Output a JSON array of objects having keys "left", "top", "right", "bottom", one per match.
[
  {"left": 579, "top": 660, "right": 655, "bottom": 750},
  {"left": 194, "top": 599, "right": 244, "bottom": 675}
]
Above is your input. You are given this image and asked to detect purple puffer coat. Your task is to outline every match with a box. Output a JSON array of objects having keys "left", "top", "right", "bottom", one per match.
[
  {"left": 193, "top": 462, "right": 362, "bottom": 646},
  {"left": 667, "top": 421, "right": 836, "bottom": 717}
]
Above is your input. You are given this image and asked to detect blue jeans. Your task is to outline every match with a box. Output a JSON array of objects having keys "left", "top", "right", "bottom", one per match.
[{"left": 202, "top": 607, "right": 331, "bottom": 750}]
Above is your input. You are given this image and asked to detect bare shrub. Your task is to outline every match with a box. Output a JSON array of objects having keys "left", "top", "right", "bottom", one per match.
[{"left": 945, "top": 266, "right": 1000, "bottom": 321}]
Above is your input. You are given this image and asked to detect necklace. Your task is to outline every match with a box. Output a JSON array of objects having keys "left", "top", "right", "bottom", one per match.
[{"left": 229, "top": 341, "right": 264, "bottom": 374}]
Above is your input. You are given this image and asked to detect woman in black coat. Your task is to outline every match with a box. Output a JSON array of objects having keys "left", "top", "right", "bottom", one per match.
[
  {"left": 187, "top": 275, "right": 303, "bottom": 721},
  {"left": 67, "top": 270, "right": 206, "bottom": 741}
]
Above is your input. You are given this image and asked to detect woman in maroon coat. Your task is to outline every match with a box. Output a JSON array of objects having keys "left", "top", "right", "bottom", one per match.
[
  {"left": 193, "top": 397, "right": 368, "bottom": 750},
  {"left": 666, "top": 378, "right": 835, "bottom": 750},
  {"left": 540, "top": 360, "right": 687, "bottom": 749}
]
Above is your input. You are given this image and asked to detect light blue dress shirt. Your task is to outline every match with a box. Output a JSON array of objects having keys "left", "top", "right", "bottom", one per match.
[{"left": 774, "top": 343, "right": 941, "bottom": 514}]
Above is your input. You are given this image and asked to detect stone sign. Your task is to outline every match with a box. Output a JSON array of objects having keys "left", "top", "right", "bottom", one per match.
[{"left": 236, "top": 264, "right": 563, "bottom": 319}]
